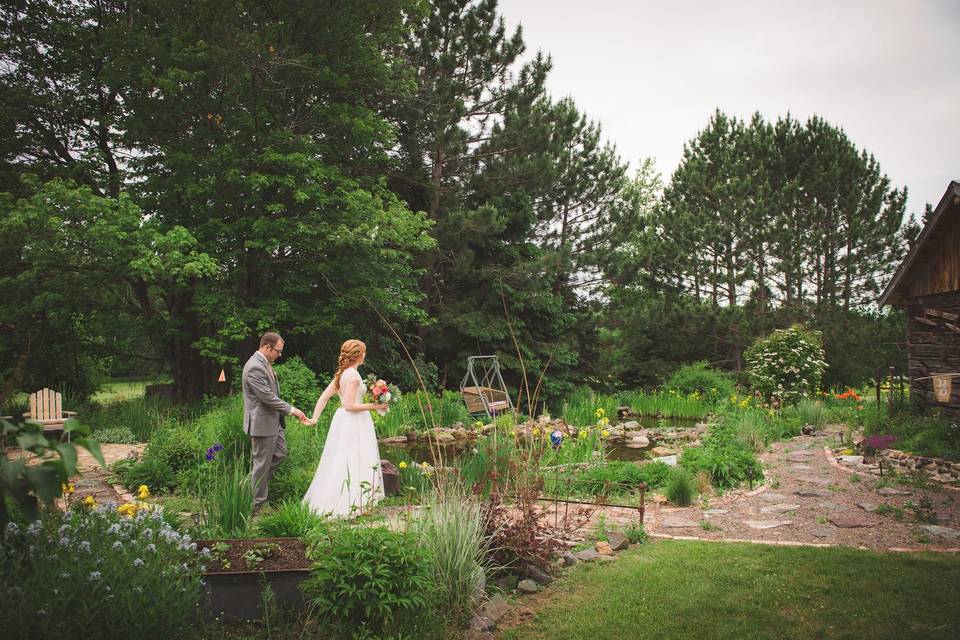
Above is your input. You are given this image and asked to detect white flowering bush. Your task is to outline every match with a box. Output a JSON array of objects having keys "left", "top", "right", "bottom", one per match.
[
  {"left": 745, "top": 324, "right": 827, "bottom": 405},
  {"left": 1, "top": 503, "right": 204, "bottom": 639}
]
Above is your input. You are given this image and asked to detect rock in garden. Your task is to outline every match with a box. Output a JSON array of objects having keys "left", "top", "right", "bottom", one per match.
[
  {"left": 595, "top": 541, "right": 613, "bottom": 555},
  {"left": 470, "top": 615, "right": 495, "bottom": 632},
  {"left": 574, "top": 549, "right": 600, "bottom": 562},
  {"left": 810, "top": 527, "right": 835, "bottom": 539},
  {"left": 703, "top": 509, "right": 728, "bottom": 516},
  {"left": 839, "top": 455, "right": 864, "bottom": 465},
  {"left": 518, "top": 579, "right": 539, "bottom": 594},
  {"left": 631, "top": 435, "right": 650, "bottom": 447},
  {"left": 652, "top": 454, "right": 679, "bottom": 466},
  {"left": 877, "top": 487, "right": 911, "bottom": 496},
  {"left": 827, "top": 515, "right": 872, "bottom": 528},
  {"left": 857, "top": 502, "right": 879, "bottom": 513},
  {"left": 760, "top": 492, "right": 792, "bottom": 502},
  {"left": 561, "top": 552, "right": 579, "bottom": 567},
  {"left": 617, "top": 407, "right": 632, "bottom": 419},
  {"left": 607, "top": 531, "right": 629, "bottom": 551},
  {"left": 482, "top": 595, "right": 509, "bottom": 623},
  {"left": 817, "top": 502, "right": 844, "bottom": 512},
  {"left": 794, "top": 489, "right": 831, "bottom": 497},
  {"left": 761, "top": 503, "right": 801, "bottom": 513},
  {"left": 661, "top": 517, "right": 700, "bottom": 528},
  {"left": 801, "top": 425, "right": 816, "bottom": 435},
  {"left": 650, "top": 446, "right": 675, "bottom": 456},
  {"left": 743, "top": 520, "right": 792, "bottom": 530},
  {"left": 379, "top": 436, "right": 408, "bottom": 444},
  {"left": 920, "top": 525, "right": 960, "bottom": 541},
  {"left": 380, "top": 460, "right": 401, "bottom": 496},
  {"left": 621, "top": 420, "right": 640, "bottom": 430},
  {"left": 526, "top": 565, "right": 553, "bottom": 585}
]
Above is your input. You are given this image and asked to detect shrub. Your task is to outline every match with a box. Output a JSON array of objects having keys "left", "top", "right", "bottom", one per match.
[
  {"left": 302, "top": 525, "right": 436, "bottom": 639},
  {"left": 794, "top": 398, "right": 827, "bottom": 429},
  {"left": 415, "top": 490, "right": 491, "bottom": 627},
  {"left": 732, "top": 411, "right": 768, "bottom": 453},
  {"left": 680, "top": 420, "right": 763, "bottom": 489},
  {"left": 273, "top": 356, "right": 320, "bottom": 414},
  {"left": 664, "top": 361, "right": 735, "bottom": 400},
  {"left": 144, "top": 427, "right": 200, "bottom": 474},
  {"left": 665, "top": 467, "right": 695, "bottom": 506},
  {"left": 1, "top": 505, "right": 202, "bottom": 639},
  {"left": 115, "top": 457, "right": 178, "bottom": 494},
  {"left": 745, "top": 324, "right": 826, "bottom": 405},
  {"left": 82, "top": 397, "right": 179, "bottom": 442},
  {"left": 91, "top": 426, "right": 138, "bottom": 444},
  {"left": 256, "top": 498, "right": 327, "bottom": 539},
  {"left": 624, "top": 522, "right": 648, "bottom": 544}
]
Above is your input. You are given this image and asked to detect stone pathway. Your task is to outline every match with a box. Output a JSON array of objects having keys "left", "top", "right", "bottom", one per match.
[
  {"left": 630, "top": 427, "right": 960, "bottom": 551},
  {"left": 521, "top": 428, "right": 960, "bottom": 552},
  {"left": 4, "top": 443, "right": 144, "bottom": 506}
]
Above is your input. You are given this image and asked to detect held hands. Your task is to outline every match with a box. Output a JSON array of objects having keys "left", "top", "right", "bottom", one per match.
[{"left": 291, "top": 407, "right": 307, "bottom": 424}]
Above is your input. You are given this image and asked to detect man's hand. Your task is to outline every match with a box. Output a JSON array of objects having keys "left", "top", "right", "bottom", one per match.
[{"left": 291, "top": 408, "right": 307, "bottom": 423}]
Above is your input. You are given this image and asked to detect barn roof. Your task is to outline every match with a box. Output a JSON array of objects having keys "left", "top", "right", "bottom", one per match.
[{"left": 879, "top": 180, "right": 960, "bottom": 307}]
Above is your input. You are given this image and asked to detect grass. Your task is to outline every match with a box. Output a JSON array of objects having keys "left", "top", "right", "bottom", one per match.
[
  {"left": 501, "top": 540, "right": 960, "bottom": 640},
  {"left": 90, "top": 379, "right": 164, "bottom": 404}
]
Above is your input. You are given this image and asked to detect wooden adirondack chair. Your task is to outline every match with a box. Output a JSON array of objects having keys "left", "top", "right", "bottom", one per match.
[{"left": 23, "top": 388, "right": 77, "bottom": 440}]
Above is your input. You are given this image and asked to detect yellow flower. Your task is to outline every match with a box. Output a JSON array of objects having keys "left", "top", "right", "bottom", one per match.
[
  {"left": 117, "top": 503, "right": 138, "bottom": 517},
  {"left": 597, "top": 416, "right": 609, "bottom": 427},
  {"left": 399, "top": 461, "right": 408, "bottom": 470},
  {"left": 578, "top": 430, "right": 588, "bottom": 439},
  {"left": 137, "top": 485, "right": 150, "bottom": 500},
  {"left": 83, "top": 496, "right": 96, "bottom": 508},
  {"left": 594, "top": 408, "right": 605, "bottom": 419},
  {"left": 473, "top": 421, "right": 484, "bottom": 430},
  {"left": 61, "top": 483, "right": 75, "bottom": 495},
  {"left": 532, "top": 427, "right": 540, "bottom": 436},
  {"left": 510, "top": 430, "right": 517, "bottom": 437},
  {"left": 601, "top": 429, "right": 609, "bottom": 438}
]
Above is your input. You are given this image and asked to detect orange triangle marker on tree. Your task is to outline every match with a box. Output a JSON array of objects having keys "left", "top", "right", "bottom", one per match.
[{"left": 218, "top": 369, "right": 226, "bottom": 383}]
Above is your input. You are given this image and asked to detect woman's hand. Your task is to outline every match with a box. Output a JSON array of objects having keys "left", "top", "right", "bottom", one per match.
[
  {"left": 304, "top": 417, "right": 318, "bottom": 426},
  {"left": 373, "top": 403, "right": 389, "bottom": 413}
]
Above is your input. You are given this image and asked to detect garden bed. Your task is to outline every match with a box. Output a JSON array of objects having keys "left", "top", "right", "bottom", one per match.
[{"left": 195, "top": 537, "right": 312, "bottom": 622}]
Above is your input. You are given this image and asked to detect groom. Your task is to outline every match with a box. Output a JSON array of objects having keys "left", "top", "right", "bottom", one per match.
[{"left": 242, "top": 332, "right": 307, "bottom": 514}]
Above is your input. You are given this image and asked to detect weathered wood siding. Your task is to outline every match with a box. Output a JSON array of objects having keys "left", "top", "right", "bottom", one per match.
[
  {"left": 903, "top": 199, "right": 960, "bottom": 299},
  {"left": 906, "top": 291, "right": 960, "bottom": 420}
]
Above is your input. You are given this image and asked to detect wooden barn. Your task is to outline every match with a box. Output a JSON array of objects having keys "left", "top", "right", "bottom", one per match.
[{"left": 879, "top": 180, "right": 960, "bottom": 419}]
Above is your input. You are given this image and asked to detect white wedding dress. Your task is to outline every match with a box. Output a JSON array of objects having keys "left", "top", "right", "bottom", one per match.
[{"left": 302, "top": 367, "right": 384, "bottom": 518}]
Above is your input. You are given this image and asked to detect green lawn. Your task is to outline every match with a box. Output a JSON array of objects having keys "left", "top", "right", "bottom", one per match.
[
  {"left": 90, "top": 379, "right": 165, "bottom": 404},
  {"left": 501, "top": 540, "right": 960, "bottom": 640}
]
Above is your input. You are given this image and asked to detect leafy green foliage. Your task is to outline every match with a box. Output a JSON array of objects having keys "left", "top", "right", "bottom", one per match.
[
  {"left": 665, "top": 467, "right": 696, "bottom": 506},
  {"left": 114, "top": 458, "right": 177, "bottom": 495},
  {"left": 681, "top": 419, "right": 763, "bottom": 489},
  {"left": 90, "top": 426, "right": 138, "bottom": 444},
  {"left": 664, "top": 362, "right": 736, "bottom": 400},
  {"left": 200, "top": 461, "right": 253, "bottom": 539},
  {"left": 745, "top": 324, "right": 827, "bottom": 405},
  {"left": 1, "top": 506, "right": 202, "bottom": 639},
  {"left": 255, "top": 499, "right": 327, "bottom": 539},
  {"left": 273, "top": 357, "right": 320, "bottom": 416},
  {"left": 0, "top": 417, "right": 104, "bottom": 526},
  {"left": 415, "top": 490, "right": 491, "bottom": 627},
  {"left": 302, "top": 526, "right": 436, "bottom": 639}
]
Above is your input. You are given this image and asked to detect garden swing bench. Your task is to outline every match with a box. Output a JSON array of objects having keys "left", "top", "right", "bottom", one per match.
[{"left": 459, "top": 355, "right": 514, "bottom": 418}]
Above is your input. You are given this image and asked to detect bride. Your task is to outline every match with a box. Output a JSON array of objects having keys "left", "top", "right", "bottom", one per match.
[{"left": 302, "top": 339, "right": 387, "bottom": 518}]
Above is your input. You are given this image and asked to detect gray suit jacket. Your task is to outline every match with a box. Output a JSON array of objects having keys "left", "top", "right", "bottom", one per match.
[{"left": 242, "top": 351, "right": 293, "bottom": 437}]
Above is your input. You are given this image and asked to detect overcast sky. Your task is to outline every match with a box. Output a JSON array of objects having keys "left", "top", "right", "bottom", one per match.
[{"left": 498, "top": 0, "right": 959, "bottom": 215}]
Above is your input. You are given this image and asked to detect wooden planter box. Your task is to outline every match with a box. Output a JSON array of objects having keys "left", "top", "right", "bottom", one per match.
[{"left": 196, "top": 537, "right": 312, "bottom": 623}]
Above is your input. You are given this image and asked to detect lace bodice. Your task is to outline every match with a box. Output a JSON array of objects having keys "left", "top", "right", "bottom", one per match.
[{"left": 338, "top": 367, "right": 365, "bottom": 404}]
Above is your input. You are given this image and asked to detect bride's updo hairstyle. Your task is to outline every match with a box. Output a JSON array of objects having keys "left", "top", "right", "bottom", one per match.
[{"left": 333, "top": 339, "right": 366, "bottom": 389}]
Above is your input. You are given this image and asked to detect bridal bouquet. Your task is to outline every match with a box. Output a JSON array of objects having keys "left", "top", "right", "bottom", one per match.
[{"left": 364, "top": 374, "right": 401, "bottom": 415}]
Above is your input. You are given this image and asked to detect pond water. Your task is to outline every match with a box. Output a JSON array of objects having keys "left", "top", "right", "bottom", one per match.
[{"left": 380, "top": 416, "right": 700, "bottom": 465}]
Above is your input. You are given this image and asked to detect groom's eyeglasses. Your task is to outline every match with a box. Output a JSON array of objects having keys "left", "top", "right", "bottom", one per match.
[{"left": 270, "top": 346, "right": 283, "bottom": 356}]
